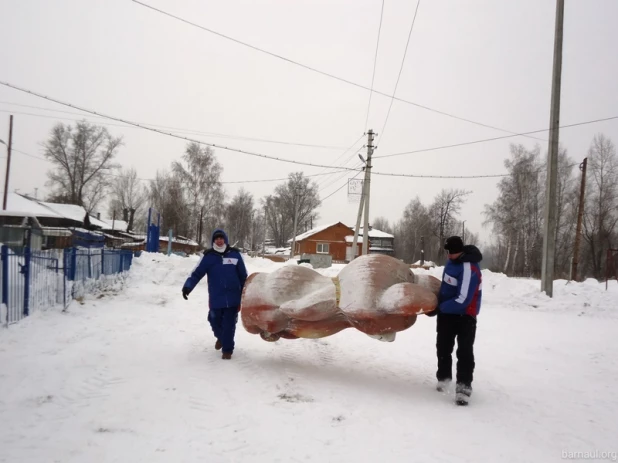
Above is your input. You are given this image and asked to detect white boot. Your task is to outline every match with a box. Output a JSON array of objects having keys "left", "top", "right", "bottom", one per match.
[
  {"left": 455, "top": 383, "right": 472, "bottom": 406},
  {"left": 436, "top": 379, "right": 451, "bottom": 392}
]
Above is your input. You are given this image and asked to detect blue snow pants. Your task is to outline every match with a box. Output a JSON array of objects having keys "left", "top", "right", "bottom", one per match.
[{"left": 208, "top": 307, "right": 239, "bottom": 353}]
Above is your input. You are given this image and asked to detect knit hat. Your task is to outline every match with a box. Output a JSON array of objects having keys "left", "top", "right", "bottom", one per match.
[
  {"left": 444, "top": 236, "right": 464, "bottom": 254},
  {"left": 213, "top": 231, "right": 225, "bottom": 241}
]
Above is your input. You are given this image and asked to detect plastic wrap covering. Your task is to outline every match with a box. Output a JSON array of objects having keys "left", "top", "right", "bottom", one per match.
[{"left": 241, "top": 254, "right": 440, "bottom": 342}]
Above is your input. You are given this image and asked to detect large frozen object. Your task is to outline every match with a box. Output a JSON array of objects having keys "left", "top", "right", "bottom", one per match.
[{"left": 240, "top": 254, "right": 440, "bottom": 342}]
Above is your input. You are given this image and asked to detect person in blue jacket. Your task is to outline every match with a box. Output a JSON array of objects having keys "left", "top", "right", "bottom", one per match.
[
  {"left": 182, "top": 229, "right": 248, "bottom": 360},
  {"left": 431, "top": 235, "right": 483, "bottom": 406}
]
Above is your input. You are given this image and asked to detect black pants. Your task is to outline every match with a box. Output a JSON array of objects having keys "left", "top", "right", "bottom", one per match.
[{"left": 436, "top": 313, "right": 477, "bottom": 387}]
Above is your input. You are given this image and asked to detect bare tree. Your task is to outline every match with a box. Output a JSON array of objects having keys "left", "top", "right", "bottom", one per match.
[
  {"left": 148, "top": 170, "right": 191, "bottom": 238},
  {"left": 264, "top": 173, "right": 321, "bottom": 247},
  {"left": 430, "top": 189, "right": 471, "bottom": 254},
  {"left": 225, "top": 189, "right": 254, "bottom": 248},
  {"left": 108, "top": 167, "right": 147, "bottom": 231},
  {"left": 394, "top": 197, "right": 435, "bottom": 263},
  {"left": 371, "top": 216, "right": 393, "bottom": 234},
  {"left": 172, "top": 143, "right": 224, "bottom": 244},
  {"left": 484, "top": 144, "right": 544, "bottom": 277},
  {"left": 582, "top": 134, "right": 618, "bottom": 278},
  {"left": 43, "top": 121, "right": 122, "bottom": 212}
]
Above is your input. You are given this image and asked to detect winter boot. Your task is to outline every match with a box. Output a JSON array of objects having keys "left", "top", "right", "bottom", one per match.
[
  {"left": 215, "top": 339, "right": 222, "bottom": 350},
  {"left": 455, "top": 383, "right": 472, "bottom": 406},
  {"left": 436, "top": 379, "right": 451, "bottom": 392},
  {"left": 222, "top": 352, "right": 232, "bottom": 360}
]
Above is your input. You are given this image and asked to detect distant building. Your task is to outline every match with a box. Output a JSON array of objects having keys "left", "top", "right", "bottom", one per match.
[
  {"left": 355, "top": 226, "right": 395, "bottom": 257},
  {"left": 288, "top": 222, "right": 364, "bottom": 261}
]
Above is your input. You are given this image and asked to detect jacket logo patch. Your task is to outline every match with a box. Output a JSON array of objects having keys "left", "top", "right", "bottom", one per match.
[
  {"left": 444, "top": 274, "right": 458, "bottom": 286},
  {"left": 223, "top": 258, "right": 238, "bottom": 265}
]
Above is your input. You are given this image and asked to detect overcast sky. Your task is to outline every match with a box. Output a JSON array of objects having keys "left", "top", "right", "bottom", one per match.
[{"left": 1, "top": 0, "right": 617, "bottom": 243}]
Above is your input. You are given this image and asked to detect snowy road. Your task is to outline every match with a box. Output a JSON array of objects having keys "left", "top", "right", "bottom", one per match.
[{"left": 1, "top": 254, "right": 617, "bottom": 462}]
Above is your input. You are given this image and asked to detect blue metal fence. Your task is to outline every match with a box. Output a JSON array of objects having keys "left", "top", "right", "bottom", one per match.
[{"left": 1, "top": 245, "right": 135, "bottom": 325}]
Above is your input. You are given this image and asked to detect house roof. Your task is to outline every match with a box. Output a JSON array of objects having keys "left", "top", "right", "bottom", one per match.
[
  {"left": 354, "top": 227, "right": 394, "bottom": 239},
  {"left": 2, "top": 193, "right": 63, "bottom": 219},
  {"left": 288, "top": 222, "right": 345, "bottom": 242},
  {"left": 344, "top": 235, "right": 363, "bottom": 243},
  {"left": 101, "top": 218, "right": 129, "bottom": 231},
  {"left": 1, "top": 193, "right": 113, "bottom": 229},
  {"left": 38, "top": 201, "right": 110, "bottom": 229}
]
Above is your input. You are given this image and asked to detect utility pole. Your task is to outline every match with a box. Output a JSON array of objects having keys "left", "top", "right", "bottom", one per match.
[
  {"left": 352, "top": 186, "right": 365, "bottom": 259},
  {"left": 262, "top": 205, "right": 267, "bottom": 256},
  {"left": 290, "top": 189, "right": 301, "bottom": 259},
  {"left": 540, "top": 0, "right": 565, "bottom": 298},
  {"left": 571, "top": 157, "right": 587, "bottom": 281},
  {"left": 2, "top": 115, "right": 14, "bottom": 210},
  {"left": 362, "top": 130, "right": 375, "bottom": 255}
]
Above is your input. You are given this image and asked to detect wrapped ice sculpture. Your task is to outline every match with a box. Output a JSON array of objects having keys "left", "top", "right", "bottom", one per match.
[{"left": 240, "top": 254, "right": 440, "bottom": 342}]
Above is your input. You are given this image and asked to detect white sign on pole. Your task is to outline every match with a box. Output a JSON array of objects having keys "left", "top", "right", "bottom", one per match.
[{"left": 347, "top": 178, "right": 363, "bottom": 203}]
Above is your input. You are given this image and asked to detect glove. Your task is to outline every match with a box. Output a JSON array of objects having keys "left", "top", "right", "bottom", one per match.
[{"left": 182, "top": 287, "right": 192, "bottom": 300}]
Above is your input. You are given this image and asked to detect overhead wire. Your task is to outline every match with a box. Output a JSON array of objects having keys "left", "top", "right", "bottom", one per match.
[
  {"left": 321, "top": 167, "right": 365, "bottom": 203},
  {"left": 374, "top": 115, "right": 618, "bottom": 159},
  {"left": 0, "top": 105, "right": 346, "bottom": 150},
  {"left": 364, "top": 0, "right": 385, "bottom": 131},
  {"left": 131, "top": 0, "right": 544, "bottom": 141},
  {"left": 379, "top": 0, "right": 421, "bottom": 143},
  {"left": 9, "top": 147, "right": 354, "bottom": 184},
  {"left": 0, "top": 81, "right": 363, "bottom": 172}
]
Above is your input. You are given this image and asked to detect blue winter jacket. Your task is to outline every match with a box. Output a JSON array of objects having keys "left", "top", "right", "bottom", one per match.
[
  {"left": 183, "top": 229, "right": 248, "bottom": 310},
  {"left": 438, "top": 245, "right": 483, "bottom": 316}
]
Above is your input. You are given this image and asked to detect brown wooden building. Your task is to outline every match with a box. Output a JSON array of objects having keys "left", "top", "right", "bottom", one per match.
[{"left": 289, "top": 222, "right": 363, "bottom": 261}]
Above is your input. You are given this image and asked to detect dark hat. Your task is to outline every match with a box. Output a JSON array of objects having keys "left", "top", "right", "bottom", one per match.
[
  {"left": 444, "top": 236, "right": 464, "bottom": 254},
  {"left": 213, "top": 231, "right": 225, "bottom": 240}
]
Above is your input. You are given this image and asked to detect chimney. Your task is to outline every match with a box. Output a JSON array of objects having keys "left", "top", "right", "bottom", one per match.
[
  {"left": 122, "top": 208, "right": 129, "bottom": 222},
  {"left": 96, "top": 212, "right": 101, "bottom": 220}
]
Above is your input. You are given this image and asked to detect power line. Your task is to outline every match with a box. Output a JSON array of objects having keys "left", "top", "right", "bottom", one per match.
[
  {"left": 364, "top": 0, "right": 385, "bottom": 130},
  {"left": 316, "top": 141, "right": 365, "bottom": 188},
  {"left": 9, "top": 146, "right": 353, "bottom": 184},
  {"left": 318, "top": 161, "right": 365, "bottom": 192},
  {"left": 0, "top": 104, "right": 346, "bottom": 150},
  {"left": 372, "top": 170, "right": 507, "bottom": 179},
  {"left": 131, "top": 0, "right": 543, "bottom": 140},
  {"left": 375, "top": 115, "right": 618, "bottom": 159},
  {"left": 321, "top": 169, "right": 364, "bottom": 203},
  {"left": 379, "top": 0, "right": 421, "bottom": 143},
  {"left": 313, "top": 135, "right": 365, "bottom": 187},
  {"left": 0, "top": 80, "right": 363, "bottom": 172}
]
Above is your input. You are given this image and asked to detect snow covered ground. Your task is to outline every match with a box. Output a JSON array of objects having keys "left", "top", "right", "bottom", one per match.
[{"left": 1, "top": 253, "right": 617, "bottom": 463}]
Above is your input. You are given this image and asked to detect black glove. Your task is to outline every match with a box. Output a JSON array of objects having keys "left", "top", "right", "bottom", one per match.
[{"left": 182, "top": 287, "right": 192, "bottom": 300}]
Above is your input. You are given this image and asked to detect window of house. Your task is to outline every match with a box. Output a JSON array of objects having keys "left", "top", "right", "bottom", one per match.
[{"left": 316, "top": 242, "right": 329, "bottom": 254}]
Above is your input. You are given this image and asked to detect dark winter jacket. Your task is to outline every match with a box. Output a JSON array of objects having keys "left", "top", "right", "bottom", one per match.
[
  {"left": 438, "top": 245, "right": 483, "bottom": 316},
  {"left": 182, "top": 229, "right": 248, "bottom": 310}
]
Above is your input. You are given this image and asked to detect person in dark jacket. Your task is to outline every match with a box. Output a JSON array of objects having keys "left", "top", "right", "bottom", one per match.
[
  {"left": 432, "top": 235, "right": 483, "bottom": 406},
  {"left": 182, "top": 229, "right": 248, "bottom": 360}
]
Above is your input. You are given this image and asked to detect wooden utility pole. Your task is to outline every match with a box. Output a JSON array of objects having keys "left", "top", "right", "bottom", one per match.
[
  {"left": 2, "top": 115, "right": 13, "bottom": 210},
  {"left": 540, "top": 0, "right": 565, "bottom": 297},
  {"left": 571, "top": 157, "right": 587, "bottom": 281}
]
